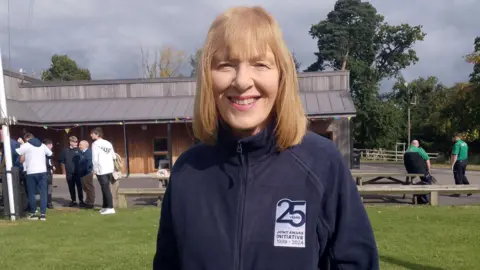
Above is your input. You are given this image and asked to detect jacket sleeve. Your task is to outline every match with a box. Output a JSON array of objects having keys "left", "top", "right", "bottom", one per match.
[
  {"left": 87, "top": 150, "right": 93, "bottom": 173},
  {"left": 321, "top": 154, "right": 379, "bottom": 269},
  {"left": 58, "top": 149, "right": 65, "bottom": 164},
  {"left": 153, "top": 181, "right": 180, "bottom": 269},
  {"left": 44, "top": 145, "right": 53, "bottom": 157},
  {"left": 91, "top": 144, "right": 99, "bottom": 173}
]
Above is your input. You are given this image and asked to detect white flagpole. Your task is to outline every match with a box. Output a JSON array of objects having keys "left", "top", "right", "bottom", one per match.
[{"left": 0, "top": 48, "right": 16, "bottom": 221}]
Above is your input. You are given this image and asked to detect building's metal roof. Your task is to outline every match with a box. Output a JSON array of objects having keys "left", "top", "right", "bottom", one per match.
[
  {"left": 5, "top": 100, "right": 43, "bottom": 122},
  {"left": 300, "top": 90, "right": 356, "bottom": 116},
  {"left": 6, "top": 90, "right": 355, "bottom": 125}
]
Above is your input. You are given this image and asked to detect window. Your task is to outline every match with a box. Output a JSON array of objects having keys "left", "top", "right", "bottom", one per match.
[{"left": 153, "top": 138, "right": 169, "bottom": 170}]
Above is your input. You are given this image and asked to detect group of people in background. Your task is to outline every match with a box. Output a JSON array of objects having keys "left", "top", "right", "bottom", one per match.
[
  {"left": 404, "top": 132, "right": 471, "bottom": 203},
  {"left": 0, "top": 127, "right": 118, "bottom": 220}
]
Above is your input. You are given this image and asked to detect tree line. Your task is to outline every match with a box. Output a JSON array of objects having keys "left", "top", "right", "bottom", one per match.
[
  {"left": 39, "top": 0, "right": 480, "bottom": 159},
  {"left": 303, "top": 0, "right": 480, "bottom": 159}
]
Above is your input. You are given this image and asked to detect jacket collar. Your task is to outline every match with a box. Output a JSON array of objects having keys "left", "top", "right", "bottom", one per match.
[{"left": 216, "top": 119, "right": 278, "bottom": 165}]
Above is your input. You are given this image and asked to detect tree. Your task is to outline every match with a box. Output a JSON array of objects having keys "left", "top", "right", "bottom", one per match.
[
  {"left": 141, "top": 46, "right": 186, "bottom": 78},
  {"left": 388, "top": 76, "right": 449, "bottom": 150},
  {"left": 41, "top": 54, "right": 91, "bottom": 81},
  {"left": 465, "top": 36, "right": 480, "bottom": 84},
  {"left": 189, "top": 49, "right": 202, "bottom": 77},
  {"left": 291, "top": 51, "right": 301, "bottom": 72},
  {"left": 305, "top": 0, "right": 426, "bottom": 148}
]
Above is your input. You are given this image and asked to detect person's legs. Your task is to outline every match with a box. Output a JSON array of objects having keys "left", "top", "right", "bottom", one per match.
[
  {"left": 73, "top": 174, "right": 84, "bottom": 204},
  {"left": 25, "top": 174, "right": 37, "bottom": 216},
  {"left": 82, "top": 172, "right": 95, "bottom": 207},
  {"left": 36, "top": 173, "right": 48, "bottom": 218},
  {"left": 460, "top": 161, "right": 472, "bottom": 196},
  {"left": 453, "top": 162, "right": 462, "bottom": 185},
  {"left": 66, "top": 173, "right": 77, "bottom": 206},
  {"left": 97, "top": 174, "right": 114, "bottom": 214},
  {"left": 459, "top": 162, "right": 470, "bottom": 185},
  {"left": 415, "top": 175, "right": 430, "bottom": 204},
  {"left": 47, "top": 173, "right": 54, "bottom": 209},
  {"left": 19, "top": 171, "right": 29, "bottom": 212},
  {"left": 97, "top": 174, "right": 109, "bottom": 209}
]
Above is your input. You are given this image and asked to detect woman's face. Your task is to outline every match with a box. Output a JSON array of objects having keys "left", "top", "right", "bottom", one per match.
[{"left": 211, "top": 47, "right": 280, "bottom": 137}]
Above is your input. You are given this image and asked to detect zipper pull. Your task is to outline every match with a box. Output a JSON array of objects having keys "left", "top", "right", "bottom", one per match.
[{"left": 236, "top": 142, "right": 243, "bottom": 154}]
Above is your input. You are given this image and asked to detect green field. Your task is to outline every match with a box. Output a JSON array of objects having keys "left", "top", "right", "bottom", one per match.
[{"left": 0, "top": 206, "right": 479, "bottom": 269}]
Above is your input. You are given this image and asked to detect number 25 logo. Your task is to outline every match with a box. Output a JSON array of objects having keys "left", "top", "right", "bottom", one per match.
[{"left": 276, "top": 199, "right": 306, "bottom": 227}]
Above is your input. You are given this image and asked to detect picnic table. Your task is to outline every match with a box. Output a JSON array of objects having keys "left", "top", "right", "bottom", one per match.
[
  {"left": 351, "top": 172, "right": 425, "bottom": 186},
  {"left": 351, "top": 172, "right": 425, "bottom": 200}
]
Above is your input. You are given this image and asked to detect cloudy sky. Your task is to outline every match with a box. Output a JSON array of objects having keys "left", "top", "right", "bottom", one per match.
[{"left": 1, "top": 0, "right": 479, "bottom": 91}]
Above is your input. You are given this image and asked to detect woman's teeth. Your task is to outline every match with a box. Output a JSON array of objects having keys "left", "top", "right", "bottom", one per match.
[{"left": 231, "top": 98, "right": 257, "bottom": 105}]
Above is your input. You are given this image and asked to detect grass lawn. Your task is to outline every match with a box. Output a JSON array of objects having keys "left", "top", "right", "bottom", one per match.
[{"left": 1, "top": 206, "right": 479, "bottom": 269}]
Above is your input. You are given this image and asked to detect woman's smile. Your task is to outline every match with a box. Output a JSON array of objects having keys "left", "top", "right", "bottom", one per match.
[{"left": 227, "top": 95, "right": 261, "bottom": 111}]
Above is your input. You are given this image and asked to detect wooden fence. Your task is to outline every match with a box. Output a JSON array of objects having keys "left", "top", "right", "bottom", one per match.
[{"left": 355, "top": 148, "right": 440, "bottom": 162}]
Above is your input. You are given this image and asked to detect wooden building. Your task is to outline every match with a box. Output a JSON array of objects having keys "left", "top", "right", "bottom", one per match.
[{"left": 2, "top": 69, "right": 356, "bottom": 175}]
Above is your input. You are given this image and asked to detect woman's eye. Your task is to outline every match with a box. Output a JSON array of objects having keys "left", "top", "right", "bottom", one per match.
[
  {"left": 255, "top": 63, "right": 269, "bottom": 69},
  {"left": 218, "top": 63, "right": 233, "bottom": 69}
]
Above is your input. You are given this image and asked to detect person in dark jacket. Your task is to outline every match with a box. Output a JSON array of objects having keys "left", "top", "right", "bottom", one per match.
[
  {"left": 59, "top": 136, "right": 85, "bottom": 207},
  {"left": 43, "top": 139, "right": 55, "bottom": 209},
  {"left": 1, "top": 137, "right": 23, "bottom": 170},
  {"left": 153, "top": 6, "right": 379, "bottom": 270},
  {"left": 78, "top": 140, "right": 95, "bottom": 208}
]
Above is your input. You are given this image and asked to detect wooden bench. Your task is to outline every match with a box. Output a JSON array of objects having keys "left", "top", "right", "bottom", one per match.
[
  {"left": 117, "top": 188, "right": 166, "bottom": 209},
  {"left": 357, "top": 184, "right": 480, "bottom": 205},
  {"left": 352, "top": 172, "right": 426, "bottom": 200},
  {"left": 351, "top": 172, "right": 425, "bottom": 186}
]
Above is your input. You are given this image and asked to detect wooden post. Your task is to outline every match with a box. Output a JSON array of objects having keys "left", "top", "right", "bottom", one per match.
[
  {"left": 167, "top": 123, "right": 172, "bottom": 169},
  {"left": 118, "top": 194, "right": 127, "bottom": 208},
  {"left": 122, "top": 121, "right": 130, "bottom": 177},
  {"left": 429, "top": 191, "right": 439, "bottom": 206}
]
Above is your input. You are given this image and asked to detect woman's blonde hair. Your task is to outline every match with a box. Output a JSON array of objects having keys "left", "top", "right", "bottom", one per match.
[{"left": 193, "top": 6, "right": 308, "bottom": 151}]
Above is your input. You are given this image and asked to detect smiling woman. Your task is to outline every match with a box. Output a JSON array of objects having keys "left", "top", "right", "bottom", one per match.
[
  {"left": 153, "top": 5, "right": 379, "bottom": 270},
  {"left": 193, "top": 6, "right": 306, "bottom": 148}
]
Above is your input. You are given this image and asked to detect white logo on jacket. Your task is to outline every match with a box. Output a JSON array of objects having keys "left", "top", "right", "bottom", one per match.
[{"left": 274, "top": 198, "right": 306, "bottom": 248}]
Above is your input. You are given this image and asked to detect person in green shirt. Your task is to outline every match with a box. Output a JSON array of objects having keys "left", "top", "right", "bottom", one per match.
[
  {"left": 404, "top": 140, "right": 433, "bottom": 204},
  {"left": 451, "top": 132, "right": 471, "bottom": 189},
  {"left": 406, "top": 140, "right": 431, "bottom": 169}
]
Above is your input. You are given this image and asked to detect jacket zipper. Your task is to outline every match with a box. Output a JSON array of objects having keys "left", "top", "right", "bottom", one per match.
[{"left": 233, "top": 142, "right": 248, "bottom": 270}]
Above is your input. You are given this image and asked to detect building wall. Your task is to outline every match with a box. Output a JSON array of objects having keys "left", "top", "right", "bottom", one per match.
[
  {"left": 7, "top": 71, "right": 350, "bottom": 101},
  {"left": 3, "top": 71, "right": 42, "bottom": 100},
  {"left": 309, "top": 118, "right": 352, "bottom": 167}
]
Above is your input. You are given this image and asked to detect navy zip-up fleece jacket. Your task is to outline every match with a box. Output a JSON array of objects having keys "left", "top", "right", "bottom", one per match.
[{"left": 153, "top": 123, "right": 379, "bottom": 270}]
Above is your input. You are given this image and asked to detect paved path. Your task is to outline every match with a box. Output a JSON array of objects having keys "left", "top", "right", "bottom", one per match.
[{"left": 11, "top": 163, "right": 478, "bottom": 209}]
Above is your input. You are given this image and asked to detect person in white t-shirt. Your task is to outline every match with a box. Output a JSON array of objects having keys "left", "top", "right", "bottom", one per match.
[
  {"left": 16, "top": 133, "right": 53, "bottom": 221},
  {"left": 90, "top": 127, "right": 117, "bottom": 215}
]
